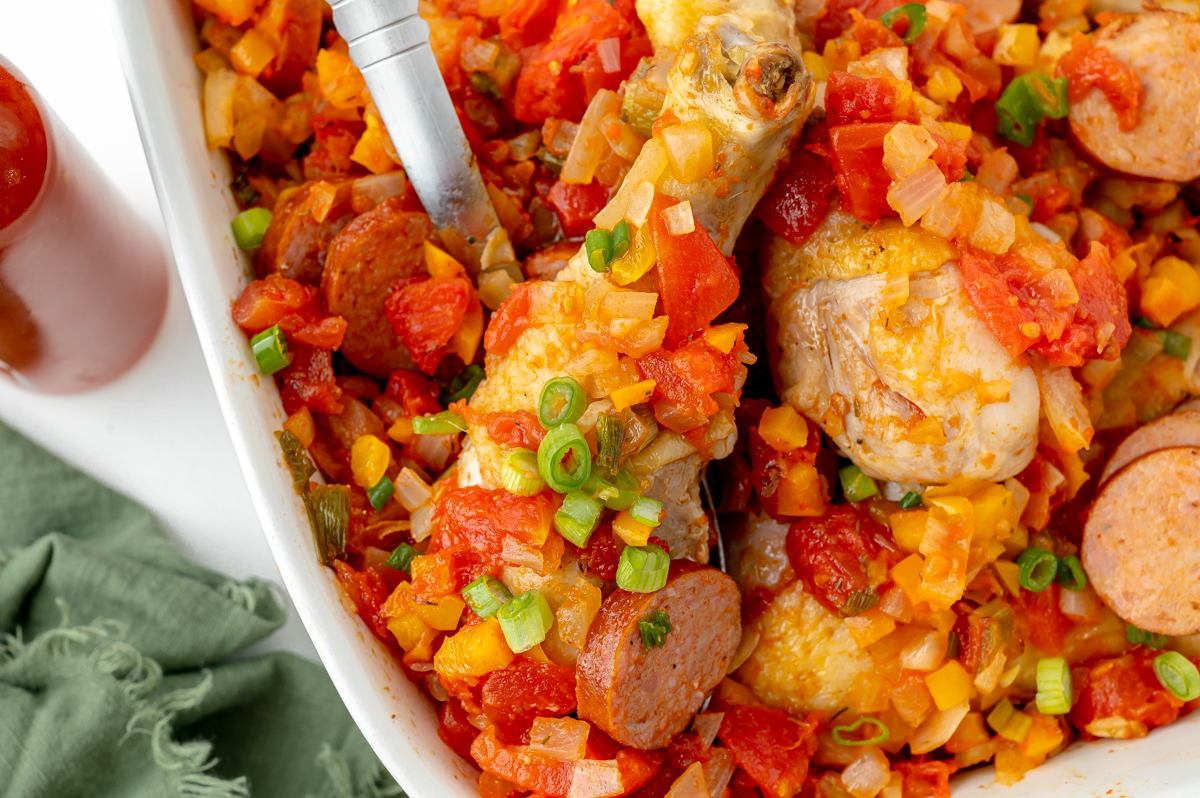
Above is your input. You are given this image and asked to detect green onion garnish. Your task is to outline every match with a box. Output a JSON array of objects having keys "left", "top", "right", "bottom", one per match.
[
  {"left": 946, "top": 630, "right": 961, "bottom": 660},
  {"left": 554, "top": 491, "right": 603, "bottom": 547},
  {"left": 585, "top": 228, "right": 614, "bottom": 273},
  {"left": 840, "top": 589, "right": 881, "bottom": 618},
  {"left": 276, "top": 430, "right": 316, "bottom": 495},
  {"left": 537, "top": 422, "right": 592, "bottom": 493},
  {"left": 960, "top": 169, "right": 975, "bottom": 182},
  {"left": 1055, "top": 554, "right": 1087, "bottom": 592},
  {"left": 1035, "top": 656, "right": 1072, "bottom": 715},
  {"left": 616, "top": 543, "right": 670, "bottom": 593},
  {"left": 595, "top": 413, "right": 627, "bottom": 475},
  {"left": 1133, "top": 316, "right": 1158, "bottom": 329},
  {"left": 250, "top": 325, "right": 292, "bottom": 376},
  {"left": 1154, "top": 651, "right": 1200, "bottom": 701},
  {"left": 601, "top": 469, "right": 640, "bottom": 511},
  {"left": 838, "top": 464, "right": 879, "bottom": 502},
  {"left": 1160, "top": 330, "right": 1192, "bottom": 360},
  {"left": 366, "top": 475, "right": 395, "bottom": 512},
  {"left": 996, "top": 73, "right": 1069, "bottom": 147},
  {"left": 538, "top": 376, "right": 586, "bottom": 428},
  {"left": 445, "top": 364, "right": 485, "bottom": 404},
  {"left": 1127, "top": 624, "right": 1167, "bottom": 650},
  {"left": 413, "top": 411, "right": 467, "bottom": 435},
  {"left": 1017, "top": 547, "right": 1059, "bottom": 593},
  {"left": 1015, "top": 194, "right": 1033, "bottom": 214},
  {"left": 879, "top": 3, "right": 926, "bottom": 43},
  {"left": 497, "top": 589, "right": 555, "bottom": 652},
  {"left": 987, "top": 698, "right": 1033, "bottom": 743},
  {"left": 303, "top": 484, "right": 350, "bottom": 566},
  {"left": 638, "top": 609, "right": 673, "bottom": 649},
  {"left": 898, "top": 491, "right": 922, "bottom": 510},
  {"left": 630, "top": 496, "right": 663, "bottom": 528},
  {"left": 831, "top": 717, "right": 890, "bottom": 746},
  {"left": 385, "top": 542, "right": 417, "bottom": 573},
  {"left": 611, "top": 220, "right": 632, "bottom": 261},
  {"left": 462, "top": 575, "right": 512, "bottom": 619},
  {"left": 500, "top": 449, "right": 546, "bottom": 497},
  {"left": 231, "top": 207, "right": 273, "bottom": 250}
]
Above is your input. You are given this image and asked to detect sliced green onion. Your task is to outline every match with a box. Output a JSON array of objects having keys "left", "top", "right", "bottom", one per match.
[
  {"left": 554, "top": 491, "right": 603, "bottom": 547},
  {"left": 960, "top": 169, "right": 975, "bottom": 182},
  {"left": 831, "top": 717, "right": 890, "bottom": 746},
  {"left": 366, "top": 475, "right": 395, "bottom": 512},
  {"left": 500, "top": 449, "right": 546, "bottom": 497},
  {"left": 276, "top": 430, "right": 316, "bottom": 495},
  {"left": 987, "top": 698, "right": 1033, "bottom": 743},
  {"left": 250, "top": 325, "right": 292, "bottom": 376},
  {"left": 462, "top": 575, "right": 512, "bottom": 619},
  {"left": 1127, "top": 624, "right": 1168, "bottom": 650},
  {"left": 585, "top": 228, "right": 614, "bottom": 273},
  {"left": 838, "top": 464, "right": 879, "bottom": 502},
  {"left": 630, "top": 496, "right": 663, "bottom": 528},
  {"left": 538, "top": 376, "right": 586, "bottom": 428},
  {"left": 446, "top": 364, "right": 485, "bottom": 404},
  {"left": 946, "top": 630, "right": 961, "bottom": 661},
  {"left": 879, "top": 3, "right": 926, "bottom": 43},
  {"left": 996, "top": 74, "right": 1069, "bottom": 147},
  {"left": 303, "top": 484, "right": 350, "bottom": 566},
  {"left": 497, "top": 589, "right": 555, "bottom": 652},
  {"left": 840, "top": 589, "right": 880, "bottom": 618},
  {"left": 1055, "top": 554, "right": 1087, "bottom": 592},
  {"left": 385, "top": 542, "right": 417, "bottom": 573},
  {"left": 1133, "top": 315, "right": 1158, "bottom": 330},
  {"left": 1015, "top": 194, "right": 1033, "bottom": 214},
  {"left": 1154, "top": 651, "right": 1200, "bottom": 701},
  {"left": 1017, "top": 547, "right": 1059, "bottom": 593},
  {"left": 595, "top": 413, "right": 627, "bottom": 475},
  {"left": 537, "top": 422, "right": 592, "bottom": 493},
  {"left": 601, "top": 469, "right": 640, "bottom": 511},
  {"left": 898, "top": 491, "right": 922, "bottom": 510},
  {"left": 231, "top": 207, "right": 273, "bottom": 250},
  {"left": 1160, "top": 330, "right": 1192, "bottom": 360},
  {"left": 638, "top": 609, "right": 673, "bottom": 649},
  {"left": 1036, "top": 656, "right": 1073, "bottom": 715},
  {"left": 611, "top": 220, "right": 632, "bottom": 261},
  {"left": 413, "top": 411, "right": 467, "bottom": 435},
  {"left": 616, "top": 543, "right": 670, "bottom": 593}
]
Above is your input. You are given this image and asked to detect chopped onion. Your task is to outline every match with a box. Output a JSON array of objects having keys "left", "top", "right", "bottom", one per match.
[
  {"left": 899, "top": 630, "right": 948, "bottom": 671},
  {"left": 887, "top": 161, "right": 947, "bottom": 227},
  {"left": 1034, "top": 269, "right": 1080, "bottom": 308},
  {"left": 1032, "top": 355, "right": 1093, "bottom": 453},
  {"left": 425, "top": 673, "right": 449, "bottom": 702},
  {"left": 977, "top": 148, "right": 1019, "bottom": 197},
  {"left": 597, "top": 38, "right": 622, "bottom": 74},
  {"left": 920, "top": 182, "right": 967, "bottom": 240},
  {"left": 662, "top": 201, "right": 695, "bottom": 235},
  {"left": 878, "top": 585, "right": 913, "bottom": 623},
  {"left": 665, "top": 761, "right": 707, "bottom": 798},
  {"left": 1030, "top": 221, "right": 1062, "bottom": 243},
  {"left": 393, "top": 467, "right": 432, "bottom": 512},
  {"left": 599, "top": 290, "right": 658, "bottom": 322},
  {"left": 411, "top": 431, "right": 457, "bottom": 470},
  {"left": 508, "top": 130, "right": 542, "bottom": 162},
  {"left": 969, "top": 198, "right": 1016, "bottom": 254},
  {"left": 594, "top": 139, "right": 668, "bottom": 229},
  {"left": 848, "top": 47, "right": 909, "bottom": 80},
  {"left": 410, "top": 502, "right": 436, "bottom": 542},
  {"left": 204, "top": 68, "right": 237, "bottom": 149},
  {"left": 502, "top": 536, "right": 545, "bottom": 570},
  {"left": 910, "top": 701, "right": 971, "bottom": 754},
  {"left": 692, "top": 712, "right": 724, "bottom": 749},
  {"left": 883, "top": 123, "right": 938, "bottom": 180},
  {"left": 562, "top": 89, "right": 621, "bottom": 185},
  {"left": 704, "top": 749, "right": 735, "bottom": 797},
  {"left": 624, "top": 181, "right": 656, "bottom": 228},
  {"left": 604, "top": 114, "right": 648, "bottom": 161},
  {"left": 569, "top": 759, "right": 624, "bottom": 798},
  {"left": 973, "top": 652, "right": 1007, "bottom": 694},
  {"left": 460, "top": 36, "right": 499, "bottom": 72},
  {"left": 840, "top": 745, "right": 892, "bottom": 798},
  {"left": 1003, "top": 477, "right": 1031, "bottom": 518},
  {"left": 1084, "top": 717, "right": 1148, "bottom": 739},
  {"left": 529, "top": 716, "right": 591, "bottom": 760},
  {"left": 1060, "top": 583, "right": 1103, "bottom": 622},
  {"left": 351, "top": 171, "right": 407, "bottom": 211}
]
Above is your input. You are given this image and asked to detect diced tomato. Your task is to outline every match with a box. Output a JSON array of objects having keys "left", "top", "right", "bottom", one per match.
[
  {"left": 471, "top": 726, "right": 575, "bottom": 796},
  {"left": 384, "top": 368, "right": 443, "bottom": 417},
  {"left": 1012, "top": 582, "right": 1074, "bottom": 656},
  {"left": 615, "top": 748, "right": 664, "bottom": 794},
  {"left": 233, "top": 274, "right": 348, "bottom": 349},
  {"left": 546, "top": 179, "right": 609, "bottom": 238},
  {"left": 665, "top": 733, "right": 716, "bottom": 770},
  {"left": 757, "top": 148, "right": 837, "bottom": 245},
  {"left": 481, "top": 659, "right": 577, "bottom": 743},
  {"left": 828, "top": 122, "right": 896, "bottom": 223},
  {"left": 564, "top": 524, "right": 621, "bottom": 581},
  {"left": 458, "top": 402, "right": 548, "bottom": 450},
  {"left": 385, "top": 276, "right": 471, "bottom": 374},
  {"left": 929, "top": 131, "right": 968, "bottom": 184},
  {"left": 718, "top": 705, "right": 819, "bottom": 798},
  {"left": 728, "top": 769, "right": 763, "bottom": 798},
  {"left": 333, "top": 561, "right": 391, "bottom": 640},
  {"left": 586, "top": 726, "right": 623, "bottom": 761},
  {"left": 627, "top": 763, "right": 684, "bottom": 798},
  {"left": 305, "top": 115, "right": 365, "bottom": 179},
  {"left": 636, "top": 337, "right": 742, "bottom": 430},
  {"left": 433, "top": 486, "right": 557, "bottom": 559},
  {"left": 1057, "top": 32, "right": 1143, "bottom": 132},
  {"left": 893, "top": 760, "right": 958, "bottom": 798},
  {"left": 498, "top": 0, "right": 558, "bottom": 49},
  {"left": 1071, "top": 649, "right": 1187, "bottom": 733},
  {"left": 825, "top": 73, "right": 910, "bottom": 126},
  {"left": 814, "top": 0, "right": 906, "bottom": 46},
  {"left": 1036, "top": 242, "right": 1131, "bottom": 366},
  {"left": 648, "top": 194, "right": 740, "bottom": 348},
  {"left": 786, "top": 503, "right": 895, "bottom": 616},
  {"left": 747, "top": 408, "right": 825, "bottom": 522},
  {"left": 438, "top": 698, "right": 480, "bottom": 761},
  {"left": 849, "top": 14, "right": 905, "bottom": 52},
  {"left": 1078, "top": 207, "right": 1134, "bottom": 262},
  {"left": 279, "top": 342, "right": 345, "bottom": 415},
  {"left": 485, "top": 281, "right": 535, "bottom": 355}
]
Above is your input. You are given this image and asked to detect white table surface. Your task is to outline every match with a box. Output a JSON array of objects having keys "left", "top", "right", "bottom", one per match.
[{"left": 0, "top": 0, "right": 317, "bottom": 660}]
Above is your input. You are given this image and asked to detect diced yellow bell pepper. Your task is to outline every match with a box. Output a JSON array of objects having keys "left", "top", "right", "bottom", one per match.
[
  {"left": 891, "top": 554, "right": 925, "bottom": 605},
  {"left": 381, "top": 581, "right": 413, "bottom": 618},
  {"left": 387, "top": 416, "right": 415, "bottom": 445},
  {"left": 775, "top": 463, "right": 827, "bottom": 517},
  {"left": 612, "top": 511, "right": 652, "bottom": 547},
  {"left": 610, "top": 224, "right": 657, "bottom": 286},
  {"left": 704, "top": 323, "right": 747, "bottom": 355},
  {"left": 889, "top": 510, "right": 929, "bottom": 554},
  {"left": 387, "top": 614, "right": 430, "bottom": 652},
  {"left": 992, "top": 560, "right": 1022, "bottom": 595},
  {"left": 942, "top": 121, "right": 973, "bottom": 141},
  {"left": 282, "top": 406, "right": 315, "bottom": 448},
  {"left": 1141, "top": 256, "right": 1200, "bottom": 326},
  {"left": 661, "top": 121, "right": 715, "bottom": 184},
  {"left": 758, "top": 406, "right": 809, "bottom": 453},
  {"left": 413, "top": 594, "right": 466, "bottom": 631},
  {"left": 424, "top": 240, "right": 465, "bottom": 279},
  {"left": 924, "top": 660, "right": 974, "bottom": 711},
  {"left": 410, "top": 554, "right": 454, "bottom": 595},
  {"left": 434, "top": 617, "right": 515, "bottom": 680},
  {"left": 970, "top": 484, "right": 1017, "bottom": 541},
  {"left": 925, "top": 66, "right": 963, "bottom": 103},
  {"left": 844, "top": 608, "right": 896, "bottom": 649},
  {"left": 802, "top": 51, "right": 831, "bottom": 81},
  {"left": 992, "top": 24, "right": 1039, "bottom": 67},
  {"left": 351, "top": 114, "right": 401, "bottom": 175},
  {"left": 229, "top": 29, "right": 277, "bottom": 78},
  {"left": 315, "top": 48, "right": 366, "bottom": 109},
  {"left": 610, "top": 379, "right": 656, "bottom": 411},
  {"left": 1021, "top": 711, "right": 1065, "bottom": 759},
  {"left": 822, "top": 37, "right": 862, "bottom": 70},
  {"left": 350, "top": 434, "right": 391, "bottom": 489}
]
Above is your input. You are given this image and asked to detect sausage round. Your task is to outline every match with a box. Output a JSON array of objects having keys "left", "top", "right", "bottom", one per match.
[
  {"left": 1099, "top": 408, "right": 1200, "bottom": 485},
  {"left": 257, "top": 181, "right": 354, "bottom": 285},
  {"left": 1068, "top": 12, "right": 1200, "bottom": 182},
  {"left": 322, "top": 199, "right": 436, "bottom": 378},
  {"left": 575, "top": 560, "right": 741, "bottom": 749},
  {"left": 1083, "top": 446, "right": 1200, "bottom": 636}
]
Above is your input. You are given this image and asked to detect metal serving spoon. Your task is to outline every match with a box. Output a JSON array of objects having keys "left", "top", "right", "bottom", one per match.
[{"left": 328, "top": 0, "right": 509, "bottom": 274}]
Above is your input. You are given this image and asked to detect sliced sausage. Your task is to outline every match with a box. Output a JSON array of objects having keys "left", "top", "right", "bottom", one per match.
[
  {"left": 321, "top": 199, "right": 436, "bottom": 378},
  {"left": 257, "top": 181, "right": 355, "bottom": 285},
  {"left": 1082, "top": 446, "right": 1200, "bottom": 636},
  {"left": 576, "top": 560, "right": 740, "bottom": 749},
  {"left": 1099, "top": 409, "right": 1200, "bottom": 485},
  {"left": 1068, "top": 12, "right": 1200, "bottom": 182},
  {"left": 254, "top": 0, "right": 322, "bottom": 97}
]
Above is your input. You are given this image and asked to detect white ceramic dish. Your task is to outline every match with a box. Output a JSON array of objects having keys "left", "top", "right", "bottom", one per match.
[{"left": 109, "top": 1, "right": 1200, "bottom": 795}]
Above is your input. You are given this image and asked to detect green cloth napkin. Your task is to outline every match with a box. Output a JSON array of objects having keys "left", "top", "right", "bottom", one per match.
[{"left": 0, "top": 422, "right": 406, "bottom": 798}]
